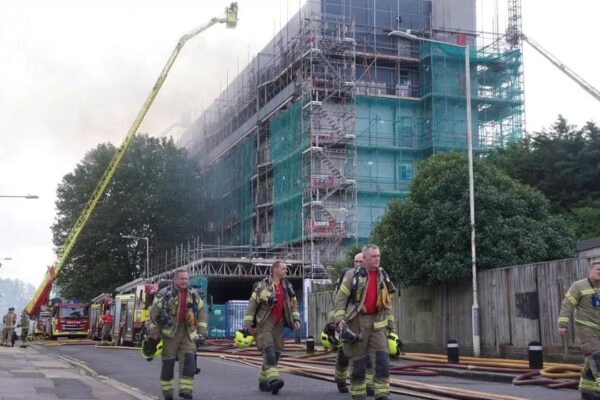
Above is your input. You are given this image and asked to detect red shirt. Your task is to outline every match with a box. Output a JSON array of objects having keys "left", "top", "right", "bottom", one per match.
[
  {"left": 363, "top": 269, "right": 378, "bottom": 314},
  {"left": 177, "top": 289, "right": 188, "bottom": 323},
  {"left": 100, "top": 314, "right": 112, "bottom": 326},
  {"left": 271, "top": 282, "right": 285, "bottom": 324}
]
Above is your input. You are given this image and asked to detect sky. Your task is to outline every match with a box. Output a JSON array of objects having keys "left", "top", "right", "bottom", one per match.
[{"left": 0, "top": 0, "right": 598, "bottom": 290}]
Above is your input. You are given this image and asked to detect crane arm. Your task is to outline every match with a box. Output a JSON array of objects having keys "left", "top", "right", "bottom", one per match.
[
  {"left": 522, "top": 33, "right": 600, "bottom": 103},
  {"left": 26, "top": 3, "right": 239, "bottom": 315}
]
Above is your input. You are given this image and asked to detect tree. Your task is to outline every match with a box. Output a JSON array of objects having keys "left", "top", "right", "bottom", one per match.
[
  {"left": 52, "top": 136, "right": 203, "bottom": 301},
  {"left": 372, "top": 152, "right": 575, "bottom": 287},
  {"left": 488, "top": 117, "right": 600, "bottom": 239},
  {"left": 565, "top": 199, "right": 600, "bottom": 240}
]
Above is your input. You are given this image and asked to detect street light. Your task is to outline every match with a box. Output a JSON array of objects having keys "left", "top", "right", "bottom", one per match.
[
  {"left": 0, "top": 257, "right": 13, "bottom": 269},
  {"left": 122, "top": 235, "right": 150, "bottom": 279},
  {"left": 0, "top": 194, "right": 39, "bottom": 199},
  {"left": 388, "top": 30, "right": 480, "bottom": 357}
]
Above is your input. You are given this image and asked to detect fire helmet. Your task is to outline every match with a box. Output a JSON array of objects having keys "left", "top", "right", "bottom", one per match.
[
  {"left": 141, "top": 338, "right": 163, "bottom": 361},
  {"left": 320, "top": 329, "right": 341, "bottom": 350},
  {"left": 388, "top": 332, "right": 402, "bottom": 358},
  {"left": 234, "top": 329, "right": 255, "bottom": 349}
]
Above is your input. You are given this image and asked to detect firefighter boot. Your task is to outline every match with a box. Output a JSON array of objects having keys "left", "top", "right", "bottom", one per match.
[
  {"left": 179, "top": 393, "right": 193, "bottom": 400},
  {"left": 336, "top": 381, "right": 349, "bottom": 393},
  {"left": 259, "top": 381, "right": 271, "bottom": 392},
  {"left": 269, "top": 378, "right": 284, "bottom": 395},
  {"left": 581, "top": 393, "right": 600, "bottom": 400}
]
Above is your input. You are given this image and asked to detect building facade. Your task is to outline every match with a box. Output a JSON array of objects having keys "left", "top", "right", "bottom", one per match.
[{"left": 178, "top": 0, "right": 523, "bottom": 274}]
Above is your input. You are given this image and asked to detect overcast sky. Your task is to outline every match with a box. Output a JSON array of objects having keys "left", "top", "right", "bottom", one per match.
[{"left": 1, "top": 0, "right": 598, "bottom": 290}]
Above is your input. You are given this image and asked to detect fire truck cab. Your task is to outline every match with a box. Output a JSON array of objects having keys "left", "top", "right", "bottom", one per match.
[{"left": 47, "top": 298, "right": 90, "bottom": 340}]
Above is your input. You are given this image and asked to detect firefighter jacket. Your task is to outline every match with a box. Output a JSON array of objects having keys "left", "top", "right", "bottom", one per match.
[
  {"left": 148, "top": 285, "right": 207, "bottom": 341},
  {"left": 332, "top": 266, "right": 395, "bottom": 332},
  {"left": 327, "top": 270, "right": 349, "bottom": 324},
  {"left": 243, "top": 277, "right": 301, "bottom": 330},
  {"left": 2, "top": 312, "right": 16, "bottom": 329},
  {"left": 558, "top": 278, "right": 600, "bottom": 331},
  {"left": 18, "top": 312, "right": 29, "bottom": 329}
]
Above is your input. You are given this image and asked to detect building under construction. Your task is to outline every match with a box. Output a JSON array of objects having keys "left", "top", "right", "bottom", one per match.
[{"left": 177, "top": 0, "right": 524, "bottom": 274}]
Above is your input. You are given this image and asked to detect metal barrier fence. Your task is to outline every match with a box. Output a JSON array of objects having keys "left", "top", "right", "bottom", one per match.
[{"left": 222, "top": 300, "right": 306, "bottom": 338}]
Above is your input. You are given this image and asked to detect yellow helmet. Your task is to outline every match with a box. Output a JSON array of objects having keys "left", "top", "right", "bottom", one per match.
[
  {"left": 141, "top": 338, "right": 163, "bottom": 360},
  {"left": 320, "top": 328, "right": 341, "bottom": 350},
  {"left": 234, "top": 329, "right": 255, "bottom": 349},
  {"left": 388, "top": 332, "right": 402, "bottom": 358}
]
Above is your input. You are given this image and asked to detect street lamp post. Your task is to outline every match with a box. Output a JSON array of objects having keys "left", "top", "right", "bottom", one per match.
[
  {"left": 0, "top": 194, "right": 39, "bottom": 199},
  {"left": 388, "top": 30, "right": 480, "bottom": 357},
  {"left": 122, "top": 235, "right": 150, "bottom": 279}
]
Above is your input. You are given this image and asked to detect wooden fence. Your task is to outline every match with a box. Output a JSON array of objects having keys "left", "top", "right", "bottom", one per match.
[{"left": 307, "top": 257, "right": 594, "bottom": 358}]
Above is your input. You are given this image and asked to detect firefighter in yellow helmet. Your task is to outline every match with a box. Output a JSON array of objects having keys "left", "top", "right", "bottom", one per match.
[
  {"left": 558, "top": 259, "right": 600, "bottom": 400},
  {"left": 148, "top": 268, "right": 207, "bottom": 400},
  {"left": 325, "top": 252, "right": 375, "bottom": 395},
  {"left": 243, "top": 260, "right": 301, "bottom": 394},
  {"left": 332, "top": 244, "right": 395, "bottom": 400}
]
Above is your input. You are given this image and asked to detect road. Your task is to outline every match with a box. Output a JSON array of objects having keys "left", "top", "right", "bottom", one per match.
[{"left": 44, "top": 344, "right": 580, "bottom": 400}]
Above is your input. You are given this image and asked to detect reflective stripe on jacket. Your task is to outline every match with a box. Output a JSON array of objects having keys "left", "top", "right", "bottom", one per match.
[{"left": 558, "top": 278, "right": 600, "bottom": 330}]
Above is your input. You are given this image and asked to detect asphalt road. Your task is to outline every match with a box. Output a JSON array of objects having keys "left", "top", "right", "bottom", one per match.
[{"left": 44, "top": 344, "right": 581, "bottom": 400}]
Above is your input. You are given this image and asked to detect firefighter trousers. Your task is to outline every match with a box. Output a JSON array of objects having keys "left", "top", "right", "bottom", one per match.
[
  {"left": 1, "top": 327, "right": 14, "bottom": 346},
  {"left": 334, "top": 346, "right": 374, "bottom": 391},
  {"left": 256, "top": 316, "right": 284, "bottom": 384},
  {"left": 20, "top": 328, "right": 28, "bottom": 345},
  {"left": 100, "top": 325, "right": 111, "bottom": 345},
  {"left": 160, "top": 326, "right": 196, "bottom": 398},
  {"left": 343, "top": 314, "right": 390, "bottom": 399},
  {"left": 578, "top": 326, "right": 600, "bottom": 394}
]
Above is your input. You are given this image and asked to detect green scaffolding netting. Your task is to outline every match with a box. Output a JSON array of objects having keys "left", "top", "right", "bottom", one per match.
[
  {"left": 203, "top": 136, "right": 256, "bottom": 246},
  {"left": 355, "top": 96, "right": 421, "bottom": 240},
  {"left": 270, "top": 101, "right": 306, "bottom": 247},
  {"left": 420, "top": 42, "right": 523, "bottom": 152}
]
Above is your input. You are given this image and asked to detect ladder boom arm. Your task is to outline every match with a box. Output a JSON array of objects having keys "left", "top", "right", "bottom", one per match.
[
  {"left": 522, "top": 33, "right": 600, "bottom": 103},
  {"left": 25, "top": 3, "right": 239, "bottom": 315}
]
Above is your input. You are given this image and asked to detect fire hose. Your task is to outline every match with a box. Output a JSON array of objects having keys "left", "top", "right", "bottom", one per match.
[{"left": 69, "top": 338, "right": 584, "bottom": 394}]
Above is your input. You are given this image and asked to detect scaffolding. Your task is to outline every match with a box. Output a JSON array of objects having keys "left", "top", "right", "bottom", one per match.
[
  {"left": 420, "top": 40, "right": 523, "bottom": 154},
  {"left": 173, "top": 0, "right": 524, "bottom": 273}
]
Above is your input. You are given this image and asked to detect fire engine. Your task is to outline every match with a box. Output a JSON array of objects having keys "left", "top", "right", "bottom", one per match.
[
  {"left": 89, "top": 293, "right": 113, "bottom": 340},
  {"left": 112, "top": 279, "right": 158, "bottom": 346},
  {"left": 43, "top": 298, "right": 90, "bottom": 340}
]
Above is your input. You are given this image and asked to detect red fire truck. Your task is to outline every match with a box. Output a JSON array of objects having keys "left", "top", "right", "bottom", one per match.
[
  {"left": 89, "top": 293, "right": 113, "bottom": 340},
  {"left": 112, "top": 279, "right": 158, "bottom": 346},
  {"left": 43, "top": 298, "right": 90, "bottom": 340}
]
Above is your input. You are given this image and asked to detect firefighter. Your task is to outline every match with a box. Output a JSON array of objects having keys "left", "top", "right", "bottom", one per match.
[
  {"left": 559, "top": 259, "right": 600, "bottom": 400},
  {"left": 99, "top": 309, "right": 113, "bottom": 346},
  {"left": 18, "top": 310, "right": 30, "bottom": 348},
  {"left": 148, "top": 268, "right": 207, "bottom": 400},
  {"left": 332, "top": 244, "right": 395, "bottom": 400},
  {"left": 1, "top": 307, "right": 17, "bottom": 347},
  {"left": 243, "top": 260, "right": 301, "bottom": 395},
  {"left": 325, "top": 252, "right": 375, "bottom": 395}
]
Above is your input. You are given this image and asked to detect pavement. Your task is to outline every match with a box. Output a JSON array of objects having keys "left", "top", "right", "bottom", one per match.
[{"left": 0, "top": 344, "right": 149, "bottom": 400}]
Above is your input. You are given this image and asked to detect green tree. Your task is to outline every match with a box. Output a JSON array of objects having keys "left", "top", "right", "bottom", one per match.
[
  {"left": 328, "top": 244, "right": 361, "bottom": 286},
  {"left": 372, "top": 152, "right": 575, "bottom": 286},
  {"left": 52, "top": 136, "right": 202, "bottom": 301},
  {"left": 488, "top": 117, "right": 600, "bottom": 230},
  {"left": 565, "top": 199, "right": 600, "bottom": 240}
]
